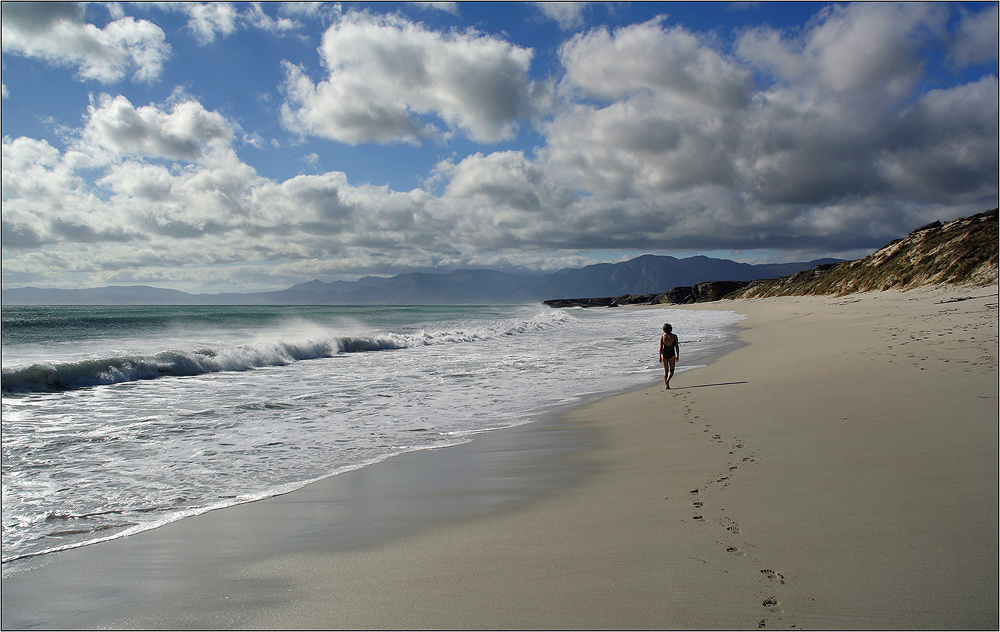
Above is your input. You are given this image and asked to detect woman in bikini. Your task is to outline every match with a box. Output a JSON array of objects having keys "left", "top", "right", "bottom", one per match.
[{"left": 659, "top": 323, "right": 679, "bottom": 390}]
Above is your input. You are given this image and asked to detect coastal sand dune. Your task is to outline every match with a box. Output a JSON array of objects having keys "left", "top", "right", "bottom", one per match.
[{"left": 241, "top": 284, "right": 997, "bottom": 630}]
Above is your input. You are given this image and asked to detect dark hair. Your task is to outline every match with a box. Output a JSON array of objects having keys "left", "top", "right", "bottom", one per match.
[{"left": 663, "top": 323, "right": 672, "bottom": 333}]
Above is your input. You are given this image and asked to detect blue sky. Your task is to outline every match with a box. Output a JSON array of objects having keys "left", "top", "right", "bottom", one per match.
[{"left": 2, "top": 2, "right": 997, "bottom": 293}]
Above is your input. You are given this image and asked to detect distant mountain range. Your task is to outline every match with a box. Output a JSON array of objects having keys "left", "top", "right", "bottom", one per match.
[
  {"left": 542, "top": 209, "right": 999, "bottom": 309},
  {"left": 2, "top": 255, "right": 839, "bottom": 306}
]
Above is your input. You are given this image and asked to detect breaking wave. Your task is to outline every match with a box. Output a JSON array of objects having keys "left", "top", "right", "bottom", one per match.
[{"left": 1, "top": 311, "right": 574, "bottom": 393}]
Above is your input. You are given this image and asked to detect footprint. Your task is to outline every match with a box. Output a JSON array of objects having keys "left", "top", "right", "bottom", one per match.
[
  {"left": 693, "top": 501, "right": 703, "bottom": 508},
  {"left": 760, "top": 569, "right": 785, "bottom": 584}
]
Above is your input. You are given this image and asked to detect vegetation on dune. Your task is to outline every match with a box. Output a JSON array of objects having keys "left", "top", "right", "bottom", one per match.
[{"left": 727, "top": 209, "right": 999, "bottom": 299}]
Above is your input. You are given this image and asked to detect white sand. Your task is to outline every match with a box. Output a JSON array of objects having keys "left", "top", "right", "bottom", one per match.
[
  {"left": 3, "top": 285, "right": 995, "bottom": 630},
  {"left": 243, "top": 285, "right": 998, "bottom": 629}
]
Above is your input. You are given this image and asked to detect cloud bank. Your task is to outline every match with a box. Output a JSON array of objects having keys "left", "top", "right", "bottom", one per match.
[{"left": 2, "top": 4, "right": 997, "bottom": 292}]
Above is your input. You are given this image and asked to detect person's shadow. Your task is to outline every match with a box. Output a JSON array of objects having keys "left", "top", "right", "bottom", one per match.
[{"left": 674, "top": 381, "right": 748, "bottom": 389}]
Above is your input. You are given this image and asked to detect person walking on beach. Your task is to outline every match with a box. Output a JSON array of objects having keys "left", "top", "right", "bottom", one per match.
[{"left": 659, "top": 323, "right": 679, "bottom": 389}]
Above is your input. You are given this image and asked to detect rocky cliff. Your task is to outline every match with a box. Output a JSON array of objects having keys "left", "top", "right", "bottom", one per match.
[
  {"left": 542, "top": 280, "right": 751, "bottom": 308},
  {"left": 728, "top": 209, "right": 998, "bottom": 299}
]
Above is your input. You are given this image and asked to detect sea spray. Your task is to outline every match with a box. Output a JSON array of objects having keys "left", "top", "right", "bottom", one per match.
[
  {"left": 2, "top": 310, "right": 576, "bottom": 393},
  {"left": 2, "top": 304, "right": 743, "bottom": 569}
]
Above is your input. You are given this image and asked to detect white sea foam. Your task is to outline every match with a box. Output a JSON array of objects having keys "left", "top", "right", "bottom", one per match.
[{"left": 1, "top": 304, "right": 742, "bottom": 569}]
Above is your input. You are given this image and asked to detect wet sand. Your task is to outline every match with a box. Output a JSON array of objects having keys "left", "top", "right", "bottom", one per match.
[
  {"left": 3, "top": 284, "right": 997, "bottom": 629},
  {"left": 1, "top": 410, "right": 597, "bottom": 629}
]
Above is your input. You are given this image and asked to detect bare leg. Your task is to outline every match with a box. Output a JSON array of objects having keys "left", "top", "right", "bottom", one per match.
[{"left": 665, "top": 357, "right": 676, "bottom": 389}]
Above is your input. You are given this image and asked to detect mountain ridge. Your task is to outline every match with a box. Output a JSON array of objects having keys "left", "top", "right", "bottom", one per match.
[
  {"left": 2, "top": 255, "right": 839, "bottom": 305},
  {"left": 542, "top": 208, "right": 997, "bottom": 308}
]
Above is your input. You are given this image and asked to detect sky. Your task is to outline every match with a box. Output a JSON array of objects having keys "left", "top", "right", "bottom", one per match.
[{"left": 2, "top": 1, "right": 998, "bottom": 293}]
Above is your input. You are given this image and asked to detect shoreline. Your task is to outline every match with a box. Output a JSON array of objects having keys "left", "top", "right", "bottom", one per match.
[
  {"left": 2, "top": 285, "right": 997, "bottom": 629},
  {"left": 1, "top": 310, "right": 741, "bottom": 629},
  {"left": 0, "top": 306, "right": 743, "bottom": 575},
  {"left": 0, "top": 399, "right": 603, "bottom": 629},
  {"left": 246, "top": 284, "right": 997, "bottom": 629}
]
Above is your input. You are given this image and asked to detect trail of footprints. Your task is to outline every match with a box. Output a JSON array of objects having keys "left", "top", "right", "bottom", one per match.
[
  {"left": 874, "top": 296, "right": 998, "bottom": 372},
  {"left": 672, "top": 390, "right": 796, "bottom": 629},
  {"left": 668, "top": 295, "right": 996, "bottom": 628}
]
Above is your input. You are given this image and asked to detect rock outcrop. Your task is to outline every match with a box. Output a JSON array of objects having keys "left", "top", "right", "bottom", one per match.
[{"left": 543, "top": 280, "right": 751, "bottom": 308}]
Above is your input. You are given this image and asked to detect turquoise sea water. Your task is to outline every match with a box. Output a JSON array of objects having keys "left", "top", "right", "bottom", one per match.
[{"left": 1, "top": 303, "right": 743, "bottom": 571}]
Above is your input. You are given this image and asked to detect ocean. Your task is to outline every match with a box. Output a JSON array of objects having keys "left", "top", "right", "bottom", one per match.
[{"left": 1, "top": 303, "right": 743, "bottom": 572}]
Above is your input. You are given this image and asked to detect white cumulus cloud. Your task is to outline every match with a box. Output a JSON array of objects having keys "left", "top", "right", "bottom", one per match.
[
  {"left": 280, "top": 11, "right": 544, "bottom": 144},
  {"left": 79, "top": 94, "right": 235, "bottom": 162},
  {"left": 736, "top": 3, "right": 949, "bottom": 97},
  {"left": 0, "top": 2, "right": 170, "bottom": 83},
  {"left": 169, "top": 2, "right": 301, "bottom": 44},
  {"left": 559, "top": 17, "right": 754, "bottom": 109},
  {"left": 535, "top": 2, "right": 587, "bottom": 31},
  {"left": 181, "top": 2, "right": 239, "bottom": 44}
]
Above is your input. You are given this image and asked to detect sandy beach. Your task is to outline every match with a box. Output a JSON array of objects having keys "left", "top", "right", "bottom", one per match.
[
  {"left": 3, "top": 284, "right": 997, "bottom": 629},
  {"left": 240, "top": 285, "right": 998, "bottom": 630}
]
